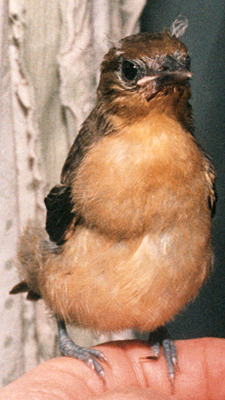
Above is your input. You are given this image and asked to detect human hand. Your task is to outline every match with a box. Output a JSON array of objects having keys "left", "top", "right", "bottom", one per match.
[{"left": 0, "top": 338, "right": 224, "bottom": 400}]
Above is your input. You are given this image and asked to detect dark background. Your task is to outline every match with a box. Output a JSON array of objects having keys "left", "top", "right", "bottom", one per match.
[{"left": 139, "top": 0, "right": 225, "bottom": 339}]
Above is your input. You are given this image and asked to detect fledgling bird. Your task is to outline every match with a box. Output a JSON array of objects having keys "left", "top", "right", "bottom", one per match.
[{"left": 10, "top": 29, "right": 215, "bottom": 384}]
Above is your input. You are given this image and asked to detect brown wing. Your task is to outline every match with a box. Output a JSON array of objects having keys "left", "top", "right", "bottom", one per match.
[
  {"left": 45, "top": 105, "right": 109, "bottom": 245},
  {"left": 44, "top": 184, "right": 76, "bottom": 245}
]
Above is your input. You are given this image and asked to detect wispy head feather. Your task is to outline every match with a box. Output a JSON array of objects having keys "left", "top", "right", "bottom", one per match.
[{"left": 170, "top": 16, "right": 188, "bottom": 38}]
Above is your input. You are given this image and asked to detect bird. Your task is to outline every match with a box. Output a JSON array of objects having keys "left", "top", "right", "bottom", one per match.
[{"left": 10, "top": 29, "right": 215, "bottom": 385}]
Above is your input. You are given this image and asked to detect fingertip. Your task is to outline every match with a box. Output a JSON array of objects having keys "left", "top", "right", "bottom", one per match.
[{"left": 92, "top": 387, "right": 170, "bottom": 400}]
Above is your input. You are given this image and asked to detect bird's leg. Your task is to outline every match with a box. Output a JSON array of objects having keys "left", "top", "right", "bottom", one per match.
[
  {"left": 56, "top": 318, "right": 108, "bottom": 382},
  {"left": 147, "top": 326, "right": 178, "bottom": 387}
]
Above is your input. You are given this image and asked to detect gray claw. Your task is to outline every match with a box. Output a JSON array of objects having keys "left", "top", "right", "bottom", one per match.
[
  {"left": 148, "top": 326, "right": 178, "bottom": 388},
  {"left": 56, "top": 318, "right": 107, "bottom": 381},
  {"left": 149, "top": 342, "right": 161, "bottom": 359}
]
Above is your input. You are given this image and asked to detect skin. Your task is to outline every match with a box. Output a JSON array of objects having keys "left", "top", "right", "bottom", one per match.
[{"left": 1, "top": 338, "right": 225, "bottom": 400}]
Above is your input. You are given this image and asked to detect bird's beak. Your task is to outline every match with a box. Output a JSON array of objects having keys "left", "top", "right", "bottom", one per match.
[{"left": 137, "top": 70, "right": 193, "bottom": 88}]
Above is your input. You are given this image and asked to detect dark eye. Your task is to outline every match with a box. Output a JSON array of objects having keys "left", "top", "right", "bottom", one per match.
[
  {"left": 185, "top": 54, "right": 191, "bottom": 70},
  {"left": 121, "top": 60, "right": 139, "bottom": 81}
]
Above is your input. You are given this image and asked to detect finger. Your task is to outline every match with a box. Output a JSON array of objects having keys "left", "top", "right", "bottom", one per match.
[
  {"left": 0, "top": 339, "right": 225, "bottom": 400},
  {"left": 92, "top": 387, "right": 170, "bottom": 400}
]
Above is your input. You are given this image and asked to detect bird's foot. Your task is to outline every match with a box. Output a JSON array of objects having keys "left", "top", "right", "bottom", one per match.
[
  {"left": 57, "top": 319, "right": 108, "bottom": 382},
  {"left": 147, "top": 326, "right": 178, "bottom": 388}
]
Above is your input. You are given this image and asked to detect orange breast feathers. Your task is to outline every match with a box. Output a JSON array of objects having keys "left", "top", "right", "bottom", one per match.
[{"left": 71, "top": 112, "right": 211, "bottom": 240}]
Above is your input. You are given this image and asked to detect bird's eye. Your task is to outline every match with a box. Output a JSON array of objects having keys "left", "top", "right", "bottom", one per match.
[
  {"left": 185, "top": 55, "right": 191, "bottom": 70},
  {"left": 121, "top": 60, "right": 139, "bottom": 82}
]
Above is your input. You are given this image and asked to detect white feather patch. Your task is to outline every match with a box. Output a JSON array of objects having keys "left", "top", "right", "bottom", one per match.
[{"left": 170, "top": 16, "right": 188, "bottom": 38}]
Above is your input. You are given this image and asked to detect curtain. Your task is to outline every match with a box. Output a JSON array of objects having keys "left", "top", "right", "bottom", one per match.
[{"left": 0, "top": 0, "right": 147, "bottom": 387}]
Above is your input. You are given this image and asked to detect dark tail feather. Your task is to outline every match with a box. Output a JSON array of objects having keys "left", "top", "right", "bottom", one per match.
[
  {"left": 10, "top": 280, "right": 29, "bottom": 294},
  {"left": 10, "top": 280, "right": 41, "bottom": 301}
]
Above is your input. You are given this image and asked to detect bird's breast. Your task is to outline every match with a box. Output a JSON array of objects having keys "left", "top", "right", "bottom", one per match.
[
  {"left": 40, "top": 114, "right": 213, "bottom": 331},
  {"left": 71, "top": 113, "right": 209, "bottom": 239}
]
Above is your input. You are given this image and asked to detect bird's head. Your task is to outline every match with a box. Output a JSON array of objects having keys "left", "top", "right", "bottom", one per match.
[{"left": 97, "top": 31, "right": 192, "bottom": 129}]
